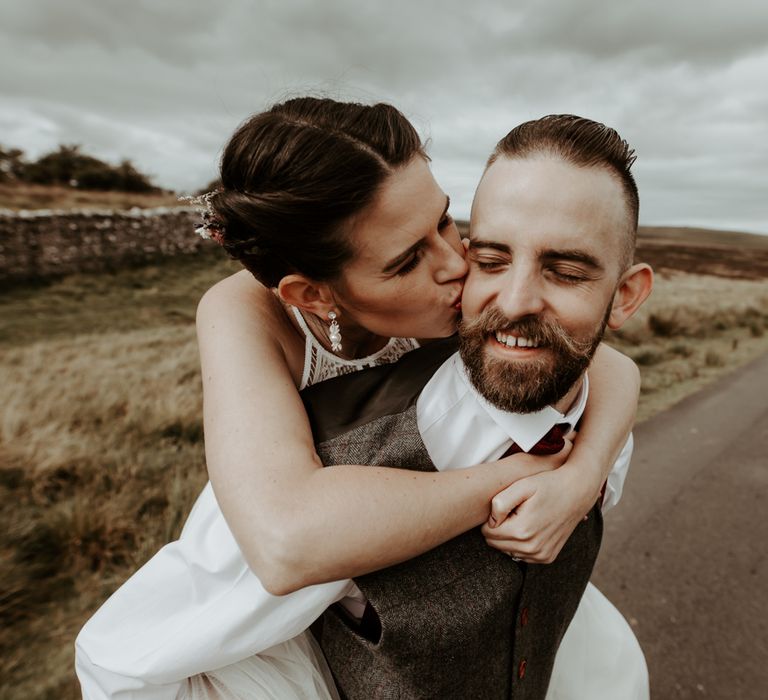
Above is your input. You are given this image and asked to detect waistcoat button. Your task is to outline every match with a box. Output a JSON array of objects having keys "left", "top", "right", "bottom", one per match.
[{"left": 520, "top": 607, "right": 529, "bottom": 627}]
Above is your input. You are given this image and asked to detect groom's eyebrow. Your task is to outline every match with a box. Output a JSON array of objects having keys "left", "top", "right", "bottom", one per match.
[
  {"left": 382, "top": 196, "right": 451, "bottom": 273},
  {"left": 541, "top": 249, "right": 604, "bottom": 270},
  {"left": 468, "top": 241, "right": 603, "bottom": 270},
  {"left": 468, "top": 239, "right": 511, "bottom": 254}
]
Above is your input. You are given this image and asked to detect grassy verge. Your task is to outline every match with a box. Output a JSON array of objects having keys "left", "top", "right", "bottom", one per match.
[
  {"left": 2, "top": 256, "right": 768, "bottom": 698},
  {"left": 605, "top": 271, "right": 768, "bottom": 420}
]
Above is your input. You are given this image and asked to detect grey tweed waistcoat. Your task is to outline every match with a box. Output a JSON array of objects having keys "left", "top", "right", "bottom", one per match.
[{"left": 301, "top": 339, "right": 603, "bottom": 700}]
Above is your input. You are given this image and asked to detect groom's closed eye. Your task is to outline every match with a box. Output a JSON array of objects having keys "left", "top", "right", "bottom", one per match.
[{"left": 467, "top": 241, "right": 510, "bottom": 272}]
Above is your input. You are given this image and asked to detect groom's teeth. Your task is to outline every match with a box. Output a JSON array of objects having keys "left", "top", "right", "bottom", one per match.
[{"left": 494, "top": 332, "right": 540, "bottom": 348}]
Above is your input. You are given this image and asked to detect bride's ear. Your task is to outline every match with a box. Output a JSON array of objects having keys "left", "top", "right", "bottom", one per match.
[{"left": 277, "top": 274, "right": 336, "bottom": 317}]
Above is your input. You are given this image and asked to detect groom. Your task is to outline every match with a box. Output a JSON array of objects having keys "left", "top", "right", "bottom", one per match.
[{"left": 301, "top": 115, "right": 653, "bottom": 698}]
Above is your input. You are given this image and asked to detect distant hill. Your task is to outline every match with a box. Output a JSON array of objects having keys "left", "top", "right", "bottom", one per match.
[
  {"left": 638, "top": 225, "right": 768, "bottom": 250},
  {"left": 635, "top": 226, "right": 768, "bottom": 279}
]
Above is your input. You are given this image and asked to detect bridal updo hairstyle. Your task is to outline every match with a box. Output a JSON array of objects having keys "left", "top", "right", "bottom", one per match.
[{"left": 206, "top": 97, "right": 427, "bottom": 287}]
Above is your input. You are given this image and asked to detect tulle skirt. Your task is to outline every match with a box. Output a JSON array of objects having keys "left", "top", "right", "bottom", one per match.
[
  {"left": 179, "top": 583, "right": 647, "bottom": 700},
  {"left": 181, "top": 631, "right": 340, "bottom": 700},
  {"left": 547, "top": 582, "right": 649, "bottom": 700}
]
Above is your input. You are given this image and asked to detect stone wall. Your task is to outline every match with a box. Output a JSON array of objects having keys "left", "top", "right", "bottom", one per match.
[{"left": 0, "top": 207, "right": 214, "bottom": 284}]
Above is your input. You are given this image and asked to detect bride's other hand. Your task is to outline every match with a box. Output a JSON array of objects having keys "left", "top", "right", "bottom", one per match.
[
  {"left": 481, "top": 441, "right": 603, "bottom": 564},
  {"left": 483, "top": 344, "right": 641, "bottom": 564}
]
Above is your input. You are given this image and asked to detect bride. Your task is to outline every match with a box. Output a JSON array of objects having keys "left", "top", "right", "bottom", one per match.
[{"left": 76, "top": 96, "right": 647, "bottom": 699}]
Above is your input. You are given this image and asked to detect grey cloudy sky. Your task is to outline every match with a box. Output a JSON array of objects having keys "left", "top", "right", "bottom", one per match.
[{"left": 2, "top": 0, "right": 767, "bottom": 234}]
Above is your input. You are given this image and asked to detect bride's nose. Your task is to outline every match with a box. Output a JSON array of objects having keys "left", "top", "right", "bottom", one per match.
[{"left": 434, "top": 235, "right": 469, "bottom": 284}]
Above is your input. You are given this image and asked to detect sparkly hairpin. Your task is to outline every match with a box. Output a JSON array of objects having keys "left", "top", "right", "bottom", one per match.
[{"left": 179, "top": 190, "right": 226, "bottom": 245}]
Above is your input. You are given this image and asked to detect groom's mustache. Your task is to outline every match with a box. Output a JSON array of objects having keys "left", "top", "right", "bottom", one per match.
[{"left": 458, "top": 306, "right": 596, "bottom": 360}]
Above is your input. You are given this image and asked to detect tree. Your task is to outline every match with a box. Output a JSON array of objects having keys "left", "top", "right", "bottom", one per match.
[
  {"left": 114, "top": 159, "right": 157, "bottom": 193},
  {"left": 15, "top": 144, "right": 160, "bottom": 192},
  {"left": 0, "top": 146, "right": 27, "bottom": 183}
]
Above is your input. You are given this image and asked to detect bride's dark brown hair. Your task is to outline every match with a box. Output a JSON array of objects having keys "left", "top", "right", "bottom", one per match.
[{"left": 208, "top": 97, "right": 427, "bottom": 287}]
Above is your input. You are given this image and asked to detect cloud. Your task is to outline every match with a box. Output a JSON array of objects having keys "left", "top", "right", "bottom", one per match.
[
  {"left": 0, "top": 0, "right": 766, "bottom": 234},
  {"left": 512, "top": 0, "right": 768, "bottom": 64}
]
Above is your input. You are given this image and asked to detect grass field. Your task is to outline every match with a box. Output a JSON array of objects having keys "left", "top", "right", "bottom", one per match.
[
  {"left": 0, "top": 182, "right": 183, "bottom": 212},
  {"left": 2, "top": 241, "right": 768, "bottom": 698}
]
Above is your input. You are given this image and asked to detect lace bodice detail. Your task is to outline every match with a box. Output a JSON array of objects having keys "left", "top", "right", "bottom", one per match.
[{"left": 291, "top": 306, "right": 420, "bottom": 390}]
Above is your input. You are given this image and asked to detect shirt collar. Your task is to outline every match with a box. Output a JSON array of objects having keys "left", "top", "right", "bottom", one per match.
[{"left": 453, "top": 354, "right": 589, "bottom": 453}]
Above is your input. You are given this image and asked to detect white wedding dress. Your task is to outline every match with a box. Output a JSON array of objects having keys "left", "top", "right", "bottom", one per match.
[
  {"left": 180, "top": 311, "right": 420, "bottom": 699},
  {"left": 76, "top": 307, "right": 647, "bottom": 699}
]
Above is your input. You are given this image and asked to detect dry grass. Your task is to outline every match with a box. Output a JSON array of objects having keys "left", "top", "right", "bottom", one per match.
[
  {"left": 2, "top": 327, "right": 208, "bottom": 699},
  {"left": 2, "top": 255, "right": 768, "bottom": 698},
  {"left": 0, "top": 182, "right": 183, "bottom": 212},
  {"left": 606, "top": 271, "right": 768, "bottom": 420},
  {"left": 0, "top": 249, "right": 238, "bottom": 346}
]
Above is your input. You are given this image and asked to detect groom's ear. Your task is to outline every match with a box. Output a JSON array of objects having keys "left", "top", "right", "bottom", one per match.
[
  {"left": 607, "top": 263, "right": 654, "bottom": 330},
  {"left": 277, "top": 274, "right": 337, "bottom": 317}
]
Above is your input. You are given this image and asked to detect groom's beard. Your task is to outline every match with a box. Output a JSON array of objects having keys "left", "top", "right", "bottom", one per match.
[{"left": 458, "top": 305, "right": 609, "bottom": 414}]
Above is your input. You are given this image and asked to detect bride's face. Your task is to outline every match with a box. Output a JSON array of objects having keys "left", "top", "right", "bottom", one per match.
[{"left": 331, "top": 157, "right": 467, "bottom": 340}]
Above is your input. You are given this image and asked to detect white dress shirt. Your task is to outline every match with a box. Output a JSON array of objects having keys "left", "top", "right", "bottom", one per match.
[
  {"left": 75, "top": 352, "right": 631, "bottom": 699},
  {"left": 418, "top": 353, "right": 629, "bottom": 510}
]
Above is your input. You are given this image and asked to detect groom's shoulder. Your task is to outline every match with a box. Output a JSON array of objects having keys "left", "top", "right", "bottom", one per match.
[{"left": 301, "top": 336, "right": 458, "bottom": 443}]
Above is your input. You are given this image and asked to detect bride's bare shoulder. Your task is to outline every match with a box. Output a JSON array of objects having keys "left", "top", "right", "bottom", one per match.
[
  {"left": 196, "top": 270, "right": 295, "bottom": 345},
  {"left": 196, "top": 271, "right": 303, "bottom": 383},
  {"left": 198, "top": 270, "right": 278, "bottom": 320}
]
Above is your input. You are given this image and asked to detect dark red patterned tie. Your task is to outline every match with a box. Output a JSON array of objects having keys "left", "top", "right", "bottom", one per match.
[{"left": 501, "top": 422, "right": 570, "bottom": 457}]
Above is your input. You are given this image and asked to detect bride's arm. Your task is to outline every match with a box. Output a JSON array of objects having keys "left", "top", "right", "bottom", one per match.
[
  {"left": 483, "top": 343, "right": 639, "bottom": 561},
  {"left": 199, "top": 274, "right": 563, "bottom": 596}
]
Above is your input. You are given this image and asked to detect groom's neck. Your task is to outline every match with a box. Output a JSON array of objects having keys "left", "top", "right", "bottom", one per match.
[{"left": 552, "top": 376, "right": 586, "bottom": 415}]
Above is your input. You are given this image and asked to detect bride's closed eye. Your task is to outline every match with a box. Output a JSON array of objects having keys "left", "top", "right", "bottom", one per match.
[
  {"left": 396, "top": 215, "right": 455, "bottom": 276},
  {"left": 396, "top": 250, "right": 423, "bottom": 275}
]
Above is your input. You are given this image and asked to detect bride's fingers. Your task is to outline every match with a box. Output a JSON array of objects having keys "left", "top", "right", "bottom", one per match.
[
  {"left": 488, "top": 480, "right": 536, "bottom": 528},
  {"left": 483, "top": 535, "right": 537, "bottom": 558}
]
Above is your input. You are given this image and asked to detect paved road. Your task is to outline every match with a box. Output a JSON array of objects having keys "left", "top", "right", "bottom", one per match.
[{"left": 593, "top": 351, "right": 768, "bottom": 699}]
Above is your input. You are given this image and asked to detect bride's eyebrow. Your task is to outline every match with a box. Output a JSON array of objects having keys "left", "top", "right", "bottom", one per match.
[{"left": 381, "top": 196, "right": 450, "bottom": 273}]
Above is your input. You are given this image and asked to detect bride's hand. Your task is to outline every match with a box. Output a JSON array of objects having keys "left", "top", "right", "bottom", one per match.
[{"left": 482, "top": 442, "right": 602, "bottom": 564}]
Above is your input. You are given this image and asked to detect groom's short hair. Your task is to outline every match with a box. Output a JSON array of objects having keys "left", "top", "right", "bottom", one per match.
[{"left": 487, "top": 115, "right": 639, "bottom": 270}]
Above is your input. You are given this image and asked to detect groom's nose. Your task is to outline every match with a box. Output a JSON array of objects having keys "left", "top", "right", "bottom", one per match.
[{"left": 494, "top": 268, "right": 546, "bottom": 321}]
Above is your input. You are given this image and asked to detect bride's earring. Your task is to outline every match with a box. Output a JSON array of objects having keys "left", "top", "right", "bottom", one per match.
[{"left": 328, "top": 311, "right": 342, "bottom": 353}]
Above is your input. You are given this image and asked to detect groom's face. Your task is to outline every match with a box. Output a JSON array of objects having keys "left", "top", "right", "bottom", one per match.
[{"left": 459, "top": 154, "right": 631, "bottom": 413}]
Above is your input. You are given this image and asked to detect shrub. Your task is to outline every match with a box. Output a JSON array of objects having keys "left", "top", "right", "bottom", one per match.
[
  {"left": 632, "top": 349, "right": 666, "bottom": 366},
  {"left": 705, "top": 350, "right": 725, "bottom": 367},
  {"left": 648, "top": 313, "right": 683, "bottom": 338},
  {"left": 669, "top": 343, "right": 694, "bottom": 358}
]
